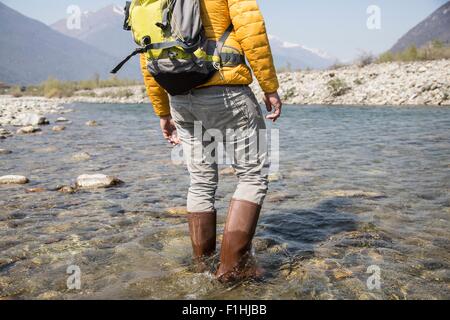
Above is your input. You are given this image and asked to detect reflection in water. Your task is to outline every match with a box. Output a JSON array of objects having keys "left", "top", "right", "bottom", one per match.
[{"left": 0, "top": 104, "right": 449, "bottom": 299}]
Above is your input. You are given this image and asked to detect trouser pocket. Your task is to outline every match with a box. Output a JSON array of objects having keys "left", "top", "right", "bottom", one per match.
[{"left": 226, "top": 86, "right": 265, "bottom": 130}]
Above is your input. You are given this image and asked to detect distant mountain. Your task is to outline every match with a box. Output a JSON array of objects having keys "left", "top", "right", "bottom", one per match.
[
  {"left": 51, "top": 4, "right": 137, "bottom": 58},
  {"left": 51, "top": 4, "right": 140, "bottom": 77},
  {"left": 391, "top": 1, "right": 450, "bottom": 52},
  {"left": 268, "top": 35, "right": 335, "bottom": 70},
  {"left": 0, "top": 2, "right": 139, "bottom": 85}
]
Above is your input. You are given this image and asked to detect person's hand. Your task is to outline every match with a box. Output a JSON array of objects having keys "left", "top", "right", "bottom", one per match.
[
  {"left": 263, "top": 91, "right": 283, "bottom": 122},
  {"left": 160, "top": 115, "right": 180, "bottom": 145}
]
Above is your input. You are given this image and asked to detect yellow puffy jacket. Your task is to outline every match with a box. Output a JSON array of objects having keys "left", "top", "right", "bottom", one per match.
[{"left": 141, "top": 0, "right": 279, "bottom": 117}]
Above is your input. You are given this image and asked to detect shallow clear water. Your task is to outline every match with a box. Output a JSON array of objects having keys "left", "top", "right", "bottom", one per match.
[{"left": 0, "top": 103, "right": 449, "bottom": 300}]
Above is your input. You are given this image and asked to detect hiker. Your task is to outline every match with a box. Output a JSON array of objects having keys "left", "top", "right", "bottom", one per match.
[{"left": 114, "top": 0, "right": 281, "bottom": 282}]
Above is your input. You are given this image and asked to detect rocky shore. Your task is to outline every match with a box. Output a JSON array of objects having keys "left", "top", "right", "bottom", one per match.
[
  {"left": 251, "top": 59, "right": 450, "bottom": 106},
  {"left": 0, "top": 60, "right": 449, "bottom": 127}
]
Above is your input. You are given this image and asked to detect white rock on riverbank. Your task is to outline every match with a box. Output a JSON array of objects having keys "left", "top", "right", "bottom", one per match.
[
  {"left": 12, "top": 113, "right": 49, "bottom": 126},
  {"left": 0, "top": 175, "right": 29, "bottom": 185},
  {"left": 75, "top": 174, "right": 123, "bottom": 188}
]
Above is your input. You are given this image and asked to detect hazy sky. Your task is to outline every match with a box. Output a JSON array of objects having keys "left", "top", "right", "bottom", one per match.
[{"left": 1, "top": 0, "right": 447, "bottom": 61}]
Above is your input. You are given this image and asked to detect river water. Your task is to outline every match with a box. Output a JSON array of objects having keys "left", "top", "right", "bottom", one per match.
[{"left": 1, "top": 103, "right": 449, "bottom": 300}]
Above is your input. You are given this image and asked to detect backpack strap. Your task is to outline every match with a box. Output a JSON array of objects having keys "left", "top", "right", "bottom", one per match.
[
  {"left": 156, "top": 0, "right": 176, "bottom": 31},
  {"left": 123, "top": 1, "right": 132, "bottom": 31},
  {"left": 111, "top": 40, "right": 199, "bottom": 74},
  {"left": 213, "top": 24, "right": 234, "bottom": 68},
  {"left": 111, "top": 47, "right": 147, "bottom": 74}
]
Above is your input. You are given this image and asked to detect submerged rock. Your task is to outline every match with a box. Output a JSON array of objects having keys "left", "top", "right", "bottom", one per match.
[
  {"left": 33, "top": 146, "right": 57, "bottom": 153},
  {"left": 330, "top": 268, "right": 354, "bottom": 281},
  {"left": 219, "top": 167, "right": 235, "bottom": 176},
  {"left": 0, "top": 149, "right": 12, "bottom": 155},
  {"left": 268, "top": 172, "right": 283, "bottom": 182},
  {"left": 86, "top": 120, "right": 98, "bottom": 127},
  {"left": 165, "top": 207, "right": 189, "bottom": 215},
  {"left": 37, "top": 291, "right": 60, "bottom": 300},
  {"left": 75, "top": 174, "right": 123, "bottom": 188},
  {"left": 26, "top": 187, "right": 46, "bottom": 193},
  {"left": 52, "top": 125, "right": 66, "bottom": 132},
  {"left": 72, "top": 152, "right": 91, "bottom": 161},
  {"left": 322, "top": 190, "right": 385, "bottom": 199},
  {"left": 57, "top": 185, "right": 76, "bottom": 194},
  {"left": 56, "top": 117, "right": 69, "bottom": 123},
  {"left": 266, "top": 191, "right": 296, "bottom": 203},
  {"left": 17, "top": 126, "right": 41, "bottom": 134},
  {"left": 0, "top": 128, "right": 12, "bottom": 137},
  {"left": 0, "top": 175, "right": 29, "bottom": 185}
]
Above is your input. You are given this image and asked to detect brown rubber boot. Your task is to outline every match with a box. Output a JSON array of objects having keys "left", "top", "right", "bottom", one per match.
[
  {"left": 216, "top": 199, "right": 261, "bottom": 282},
  {"left": 188, "top": 211, "right": 217, "bottom": 271}
]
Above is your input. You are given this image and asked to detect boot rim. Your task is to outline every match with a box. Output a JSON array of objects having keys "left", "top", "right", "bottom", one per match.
[{"left": 187, "top": 210, "right": 217, "bottom": 216}]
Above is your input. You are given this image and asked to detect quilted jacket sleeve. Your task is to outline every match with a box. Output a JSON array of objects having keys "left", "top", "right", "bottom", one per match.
[
  {"left": 228, "top": 0, "right": 279, "bottom": 93},
  {"left": 140, "top": 54, "right": 171, "bottom": 117}
]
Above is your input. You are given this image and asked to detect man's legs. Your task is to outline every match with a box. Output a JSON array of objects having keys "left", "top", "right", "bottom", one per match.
[
  {"left": 212, "top": 87, "right": 269, "bottom": 281},
  {"left": 170, "top": 95, "right": 218, "bottom": 268},
  {"left": 170, "top": 87, "right": 269, "bottom": 279}
]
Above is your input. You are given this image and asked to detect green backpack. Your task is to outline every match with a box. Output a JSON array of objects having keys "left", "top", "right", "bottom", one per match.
[{"left": 111, "top": 0, "right": 245, "bottom": 95}]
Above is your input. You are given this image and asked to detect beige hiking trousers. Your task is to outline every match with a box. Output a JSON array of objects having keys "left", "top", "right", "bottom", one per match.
[{"left": 169, "top": 85, "right": 269, "bottom": 213}]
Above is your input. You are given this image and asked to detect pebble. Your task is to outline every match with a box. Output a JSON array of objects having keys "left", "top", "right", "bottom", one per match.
[
  {"left": 75, "top": 174, "right": 123, "bottom": 188},
  {"left": 0, "top": 175, "right": 29, "bottom": 185}
]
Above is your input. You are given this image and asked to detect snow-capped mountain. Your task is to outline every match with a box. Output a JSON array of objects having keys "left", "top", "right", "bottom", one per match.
[{"left": 268, "top": 35, "right": 335, "bottom": 70}]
